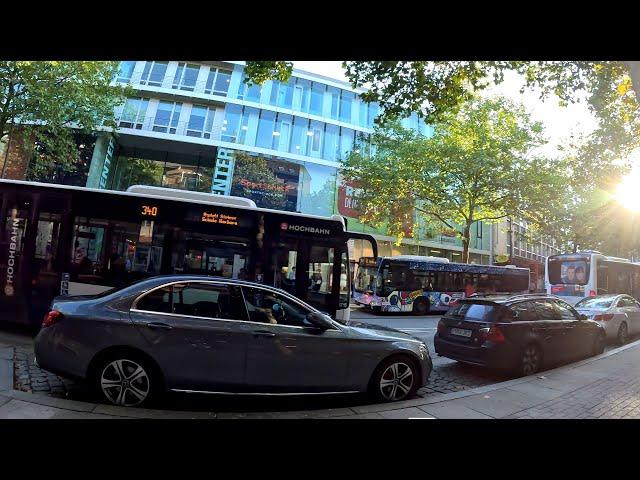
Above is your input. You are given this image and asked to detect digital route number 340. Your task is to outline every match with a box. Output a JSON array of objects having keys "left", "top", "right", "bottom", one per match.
[{"left": 141, "top": 205, "right": 158, "bottom": 217}]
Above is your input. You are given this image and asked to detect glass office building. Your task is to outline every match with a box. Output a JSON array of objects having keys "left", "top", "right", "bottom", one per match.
[{"left": 85, "top": 61, "right": 492, "bottom": 264}]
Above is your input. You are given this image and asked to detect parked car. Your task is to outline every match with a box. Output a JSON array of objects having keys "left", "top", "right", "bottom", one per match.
[
  {"left": 574, "top": 294, "right": 640, "bottom": 345},
  {"left": 34, "top": 275, "right": 432, "bottom": 407},
  {"left": 434, "top": 294, "right": 606, "bottom": 376}
]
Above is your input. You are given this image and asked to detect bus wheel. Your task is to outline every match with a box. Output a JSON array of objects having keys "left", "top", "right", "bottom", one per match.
[
  {"left": 413, "top": 298, "right": 429, "bottom": 316},
  {"left": 371, "top": 306, "right": 382, "bottom": 315}
]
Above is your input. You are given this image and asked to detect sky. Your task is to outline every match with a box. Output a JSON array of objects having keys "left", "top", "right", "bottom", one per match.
[{"left": 292, "top": 61, "right": 600, "bottom": 159}]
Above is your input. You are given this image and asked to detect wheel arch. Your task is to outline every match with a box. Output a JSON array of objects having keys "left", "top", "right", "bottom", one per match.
[{"left": 86, "top": 345, "right": 166, "bottom": 391}]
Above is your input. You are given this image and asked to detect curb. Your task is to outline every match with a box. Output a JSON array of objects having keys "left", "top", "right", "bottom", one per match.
[{"left": 3, "top": 338, "right": 639, "bottom": 419}]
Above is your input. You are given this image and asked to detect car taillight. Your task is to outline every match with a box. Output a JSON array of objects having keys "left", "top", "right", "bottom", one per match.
[
  {"left": 593, "top": 313, "right": 614, "bottom": 322},
  {"left": 486, "top": 325, "right": 506, "bottom": 343},
  {"left": 589, "top": 290, "right": 597, "bottom": 297},
  {"left": 437, "top": 320, "right": 445, "bottom": 334},
  {"left": 42, "top": 310, "right": 64, "bottom": 328}
]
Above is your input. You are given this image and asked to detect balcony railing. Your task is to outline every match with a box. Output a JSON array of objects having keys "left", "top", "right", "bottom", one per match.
[
  {"left": 115, "top": 72, "right": 232, "bottom": 98},
  {"left": 115, "top": 115, "right": 224, "bottom": 142}
]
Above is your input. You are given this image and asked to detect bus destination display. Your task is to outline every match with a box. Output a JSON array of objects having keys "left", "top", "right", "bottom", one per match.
[{"left": 202, "top": 211, "right": 239, "bottom": 226}]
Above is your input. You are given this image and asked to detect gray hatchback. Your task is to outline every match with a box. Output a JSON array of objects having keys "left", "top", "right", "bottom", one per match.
[{"left": 34, "top": 275, "right": 432, "bottom": 407}]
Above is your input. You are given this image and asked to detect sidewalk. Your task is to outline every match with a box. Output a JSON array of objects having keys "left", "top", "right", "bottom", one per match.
[{"left": 1, "top": 336, "right": 640, "bottom": 418}]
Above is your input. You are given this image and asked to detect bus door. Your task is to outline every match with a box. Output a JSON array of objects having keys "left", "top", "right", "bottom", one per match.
[
  {"left": 0, "top": 190, "right": 71, "bottom": 325},
  {"left": 266, "top": 234, "right": 347, "bottom": 317}
]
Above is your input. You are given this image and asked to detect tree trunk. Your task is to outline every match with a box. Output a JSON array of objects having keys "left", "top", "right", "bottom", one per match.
[{"left": 462, "top": 224, "right": 471, "bottom": 263}]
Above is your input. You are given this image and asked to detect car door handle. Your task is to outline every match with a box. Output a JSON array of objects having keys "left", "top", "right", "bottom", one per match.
[
  {"left": 252, "top": 330, "right": 276, "bottom": 338},
  {"left": 146, "top": 322, "right": 173, "bottom": 331}
]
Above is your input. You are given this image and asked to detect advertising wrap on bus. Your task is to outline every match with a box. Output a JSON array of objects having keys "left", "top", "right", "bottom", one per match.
[{"left": 354, "top": 256, "right": 530, "bottom": 314}]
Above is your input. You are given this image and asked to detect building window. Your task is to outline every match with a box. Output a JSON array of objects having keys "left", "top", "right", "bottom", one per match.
[
  {"left": 116, "top": 61, "right": 136, "bottom": 84},
  {"left": 339, "top": 127, "right": 355, "bottom": 159},
  {"left": 172, "top": 63, "right": 200, "bottom": 91},
  {"left": 272, "top": 113, "right": 293, "bottom": 152},
  {"left": 118, "top": 98, "right": 149, "bottom": 129},
  {"left": 308, "top": 120, "right": 324, "bottom": 157},
  {"left": 310, "top": 82, "right": 325, "bottom": 116},
  {"left": 256, "top": 110, "right": 276, "bottom": 149},
  {"left": 293, "top": 78, "right": 311, "bottom": 112},
  {"left": 368, "top": 103, "right": 380, "bottom": 127},
  {"left": 476, "top": 221, "right": 483, "bottom": 238},
  {"left": 153, "top": 101, "right": 182, "bottom": 134},
  {"left": 323, "top": 124, "right": 339, "bottom": 161},
  {"left": 204, "top": 68, "right": 232, "bottom": 96},
  {"left": 339, "top": 91, "right": 354, "bottom": 122},
  {"left": 277, "top": 79, "right": 295, "bottom": 109},
  {"left": 222, "top": 104, "right": 242, "bottom": 142},
  {"left": 140, "top": 61, "right": 168, "bottom": 87},
  {"left": 238, "top": 74, "right": 261, "bottom": 101},
  {"left": 290, "top": 116, "right": 309, "bottom": 155},
  {"left": 358, "top": 97, "right": 368, "bottom": 127},
  {"left": 328, "top": 87, "right": 340, "bottom": 119},
  {"left": 186, "top": 105, "right": 215, "bottom": 138}
]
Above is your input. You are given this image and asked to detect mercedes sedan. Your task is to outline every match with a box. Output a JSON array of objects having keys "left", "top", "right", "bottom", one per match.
[{"left": 34, "top": 275, "right": 432, "bottom": 407}]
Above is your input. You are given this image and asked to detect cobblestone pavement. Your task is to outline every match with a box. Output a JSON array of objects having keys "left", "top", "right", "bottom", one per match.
[
  {"left": 9, "top": 329, "right": 623, "bottom": 411},
  {"left": 12, "top": 344, "right": 513, "bottom": 406}
]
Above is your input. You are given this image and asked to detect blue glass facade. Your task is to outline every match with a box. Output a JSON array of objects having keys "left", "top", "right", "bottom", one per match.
[{"left": 95, "top": 61, "right": 488, "bottom": 262}]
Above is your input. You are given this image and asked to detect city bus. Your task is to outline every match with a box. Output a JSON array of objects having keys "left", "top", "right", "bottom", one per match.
[
  {"left": 353, "top": 255, "right": 530, "bottom": 314},
  {"left": 0, "top": 179, "right": 376, "bottom": 326},
  {"left": 545, "top": 251, "right": 640, "bottom": 305}
]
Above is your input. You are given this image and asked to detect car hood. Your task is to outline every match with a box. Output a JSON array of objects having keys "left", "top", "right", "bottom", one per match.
[{"left": 346, "top": 321, "right": 422, "bottom": 343}]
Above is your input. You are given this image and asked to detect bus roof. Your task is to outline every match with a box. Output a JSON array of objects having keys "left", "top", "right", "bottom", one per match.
[{"left": 0, "top": 179, "right": 346, "bottom": 229}]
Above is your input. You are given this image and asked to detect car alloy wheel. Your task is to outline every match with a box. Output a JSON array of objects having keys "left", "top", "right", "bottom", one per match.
[
  {"left": 522, "top": 344, "right": 541, "bottom": 376},
  {"left": 100, "top": 359, "right": 151, "bottom": 407},
  {"left": 618, "top": 323, "right": 628, "bottom": 345},
  {"left": 379, "top": 362, "right": 414, "bottom": 401}
]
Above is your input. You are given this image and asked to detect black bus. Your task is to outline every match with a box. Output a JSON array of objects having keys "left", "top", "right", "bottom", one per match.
[{"left": 0, "top": 179, "right": 376, "bottom": 326}]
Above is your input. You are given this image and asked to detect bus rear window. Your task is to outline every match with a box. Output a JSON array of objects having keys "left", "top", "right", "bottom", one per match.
[
  {"left": 445, "top": 302, "right": 501, "bottom": 321},
  {"left": 548, "top": 258, "right": 589, "bottom": 285}
]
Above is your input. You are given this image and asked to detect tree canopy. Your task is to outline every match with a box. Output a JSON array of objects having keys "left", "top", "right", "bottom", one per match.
[
  {"left": 0, "top": 61, "right": 130, "bottom": 178},
  {"left": 342, "top": 96, "right": 549, "bottom": 263}
]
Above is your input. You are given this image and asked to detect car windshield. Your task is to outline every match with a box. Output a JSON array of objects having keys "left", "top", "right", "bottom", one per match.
[
  {"left": 446, "top": 302, "right": 501, "bottom": 321},
  {"left": 575, "top": 297, "right": 615, "bottom": 309}
]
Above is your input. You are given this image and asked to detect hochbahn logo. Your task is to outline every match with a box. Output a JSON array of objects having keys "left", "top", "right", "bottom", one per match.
[
  {"left": 4, "top": 210, "right": 19, "bottom": 296},
  {"left": 280, "top": 222, "right": 331, "bottom": 236}
]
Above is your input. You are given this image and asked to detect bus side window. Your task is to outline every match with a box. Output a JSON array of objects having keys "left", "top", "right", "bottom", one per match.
[{"left": 597, "top": 264, "right": 608, "bottom": 295}]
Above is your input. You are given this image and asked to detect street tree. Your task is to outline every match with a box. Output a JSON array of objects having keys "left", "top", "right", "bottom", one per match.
[
  {"left": 342, "top": 96, "right": 547, "bottom": 263},
  {"left": 0, "top": 61, "right": 130, "bottom": 178}
]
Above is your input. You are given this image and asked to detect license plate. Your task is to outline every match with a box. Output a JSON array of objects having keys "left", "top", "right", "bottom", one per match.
[{"left": 451, "top": 327, "right": 472, "bottom": 338}]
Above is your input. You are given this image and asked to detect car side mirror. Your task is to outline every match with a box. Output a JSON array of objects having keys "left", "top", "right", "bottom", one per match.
[
  {"left": 305, "top": 312, "right": 333, "bottom": 330},
  {"left": 579, "top": 314, "right": 588, "bottom": 321}
]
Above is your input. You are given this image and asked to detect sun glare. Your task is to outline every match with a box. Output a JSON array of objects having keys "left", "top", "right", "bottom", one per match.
[{"left": 615, "top": 169, "right": 640, "bottom": 212}]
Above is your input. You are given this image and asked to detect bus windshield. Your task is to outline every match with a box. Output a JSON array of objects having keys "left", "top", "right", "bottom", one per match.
[
  {"left": 354, "top": 265, "right": 377, "bottom": 293},
  {"left": 548, "top": 257, "right": 589, "bottom": 285}
]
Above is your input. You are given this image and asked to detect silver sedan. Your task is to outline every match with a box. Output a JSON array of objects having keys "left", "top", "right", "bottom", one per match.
[{"left": 575, "top": 294, "right": 640, "bottom": 345}]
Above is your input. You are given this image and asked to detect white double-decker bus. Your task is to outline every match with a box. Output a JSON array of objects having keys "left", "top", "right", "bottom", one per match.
[{"left": 545, "top": 250, "right": 640, "bottom": 305}]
